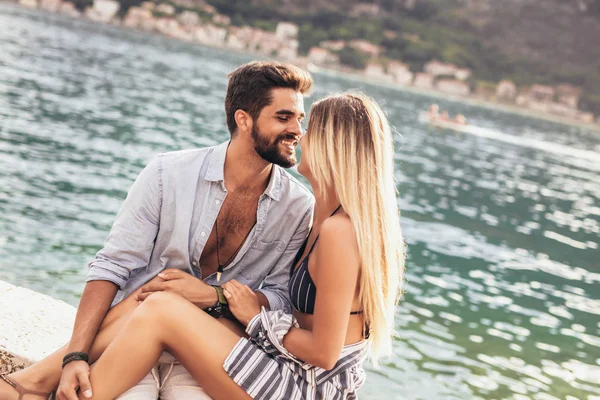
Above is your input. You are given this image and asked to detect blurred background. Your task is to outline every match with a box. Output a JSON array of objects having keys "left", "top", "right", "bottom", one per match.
[{"left": 0, "top": 1, "right": 599, "bottom": 399}]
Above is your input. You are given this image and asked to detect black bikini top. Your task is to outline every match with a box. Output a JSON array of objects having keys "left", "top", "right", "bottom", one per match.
[{"left": 289, "top": 206, "right": 363, "bottom": 316}]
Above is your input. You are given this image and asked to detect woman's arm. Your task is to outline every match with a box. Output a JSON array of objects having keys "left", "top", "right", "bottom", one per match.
[{"left": 282, "top": 215, "right": 361, "bottom": 369}]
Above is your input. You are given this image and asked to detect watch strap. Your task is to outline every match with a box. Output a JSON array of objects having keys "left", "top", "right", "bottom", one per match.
[{"left": 212, "top": 285, "right": 228, "bottom": 305}]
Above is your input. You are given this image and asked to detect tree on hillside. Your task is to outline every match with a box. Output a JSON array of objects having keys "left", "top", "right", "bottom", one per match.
[{"left": 337, "top": 46, "right": 370, "bottom": 70}]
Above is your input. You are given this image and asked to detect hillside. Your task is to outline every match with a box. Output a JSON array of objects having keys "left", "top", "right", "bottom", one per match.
[{"left": 200, "top": 0, "right": 600, "bottom": 114}]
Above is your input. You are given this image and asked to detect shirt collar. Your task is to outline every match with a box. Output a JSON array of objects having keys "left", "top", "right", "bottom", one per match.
[
  {"left": 205, "top": 141, "right": 282, "bottom": 202},
  {"left": 205, "top": 141, "right": 228, "bottom": 182}
]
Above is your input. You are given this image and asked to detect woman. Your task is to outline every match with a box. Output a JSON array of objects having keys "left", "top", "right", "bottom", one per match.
[{"left": 1, "top": 92, "right": 404, "bottom": 400}]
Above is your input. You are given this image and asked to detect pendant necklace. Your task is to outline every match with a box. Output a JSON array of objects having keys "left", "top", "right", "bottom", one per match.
[{"left": 214, "top": 217, "right": 255, "bottom": 282}]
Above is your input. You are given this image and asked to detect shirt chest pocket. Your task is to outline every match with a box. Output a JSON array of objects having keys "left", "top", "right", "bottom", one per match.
[
  {"left": 251, "top": 239, "right": 286, "bottom": 253},
  {"left": 240, "top": 239, "right": 287, "bottom": 284}
]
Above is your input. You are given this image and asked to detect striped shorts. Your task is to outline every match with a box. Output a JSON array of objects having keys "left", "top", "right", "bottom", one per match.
[{"left": 223, "top": 309, "right": 367, "bottom": 400}]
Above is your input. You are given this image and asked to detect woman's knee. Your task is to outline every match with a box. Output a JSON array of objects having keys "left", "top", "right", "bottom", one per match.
[{"left": 137, "top": 291, "right": 181, "bottom": 317}]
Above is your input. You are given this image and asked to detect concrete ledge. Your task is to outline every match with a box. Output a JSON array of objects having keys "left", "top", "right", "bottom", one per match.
[{"left": 0, "top": 280, "right": 75, "bottom": 374}]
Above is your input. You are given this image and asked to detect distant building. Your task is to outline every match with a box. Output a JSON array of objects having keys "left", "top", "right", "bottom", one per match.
[
  {"left": 278, "top": 38, "right": 299, "bottom": 60},
  {"left": 387, "top": 61, "right": 413, "bottom": 85},
  {"left": 59, "top": 1, "right": 81, "bottom": 17},
  {"left": 254, "top": 32, "right": 281, "bottom": 56},
  {"left": 424, "top": 60, "right": 456, "bottom": 76},
  {"left": 455, "top": 68, "right": 472, "bottom": 81},
  {"left": 404, "top": 0, "right": 417, "bottom": 9},
  {"left": 579, "top": 112, "right": 594, "bottom": 123},
  {"left": 496, "top": 80, "right": 517, "bottom": 101},
  {"left": 436, "top": 79, "right": 471, "bottom": 96},
  {"left": 177, "top": 10, "right": 200, "bottom": 28},
  {"left": 555, "top": 84, "right": 582, "bottom": 109},
  {"left": 413, "top": 73, "right": 434, "bottom": 89},
  {"left": 170, "top": 0, "right": 195, "bottom": 7},
  {"left": 529, "top": 84, "right": 555, "bottom": 103},
  {"left": 200, "top": 3, "right": 216, "bottom": 13},
  {"left": 85, "top": 0, "right": 120, "bottom": 23},
  {"left": 547, "top": 102, "right": 578, "bottom": 118},
  {"left": 212, "top": 13, "right": 231, "bottom": 26},
  {"left": 307, "top": 47, "right": 339, "bottom": 66},
  {"left": 140, "top": 1, "right": 154, "bottom": 10},
  {"left": 474, "top": 82, "right": 495, "bottom": 100},
  {"left": 155, "top": 3, "right": 175, "bottom": 16},
  {"left": 275, "top": 22, "right": 298, "bottom": 40},
  {"left": 364, "top": 62, "right": 387, "bottom": 79},
  {"left": 320, "top": 40, "right": 345, "bottom": 51},
  {"left": 383, "top": 30, "right": 398, "bottom": 39},
  {"left": 424, "top": 60, "right": 471, "bottom": 81},
  {"left": 350, "top": 2, "right": 380, "bottom": 17},
  {"left": 155, "top": 17, "right": 182, "bottom": 38},
  {"left": 18, "top": 0, "right": 38, "bottom": 8},
  {"left": 40, "top": 0, "right": 61, "bottom": 12},
  {"left": 348, "top": 39, "right": 381, "bottom": 57},
  {"left": 193, "top": 24, "right": 226, "bottom": 46},
  {"left": 123, "top": 7, "right": 153, "bottom": 29},
  {"left": 226, "top": 28, "right": 247, "bottom": 50},
  {"left": 278, "top": 46, "right": 297, "bottom": 61},
  {"left": 226, "top": 27, "right": 254, "bottom": 51}
]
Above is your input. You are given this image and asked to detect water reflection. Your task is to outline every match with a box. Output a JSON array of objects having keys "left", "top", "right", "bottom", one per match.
[{"left": 1, "top": 4, "right": 599, "bottom": 399}]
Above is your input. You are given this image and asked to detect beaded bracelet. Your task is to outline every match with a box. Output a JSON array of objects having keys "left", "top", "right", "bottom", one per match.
[{"left": 62, "top": 352, "right": 89, "bottom": 369}]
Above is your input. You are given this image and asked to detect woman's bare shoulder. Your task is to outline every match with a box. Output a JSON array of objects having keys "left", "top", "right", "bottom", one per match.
[{"left": 318, "top": 213, "right": 359, "bottom": 268}]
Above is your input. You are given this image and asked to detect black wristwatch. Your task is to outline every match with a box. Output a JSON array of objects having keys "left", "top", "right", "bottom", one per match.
[{"left": 205, "top": 285, "right": 230, "bottom": 319}]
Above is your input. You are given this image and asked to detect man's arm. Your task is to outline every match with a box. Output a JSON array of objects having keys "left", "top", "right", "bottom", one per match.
[
  {"left": 57, "top": 281, "right": 118, "bottom": 400},
  {"left": 255, "top": 204, "right": 313, "bottom": 312},
  {"left": 85, "top": 156, "right": 162, "bottom": 288},
  {"left": 67, "top": 281, "right": 118, "bottom": 354},
  {"left": 57, "top": 157, "right": 163, "bottom": 400}
]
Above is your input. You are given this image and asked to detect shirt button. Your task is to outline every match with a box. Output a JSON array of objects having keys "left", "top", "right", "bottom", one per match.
[
  {"left": 215, "top": 200, "right": 221, "bottom": 205},
  {"left": 192, "top": 261, "right": 198, "bottom": 266},
  {"left": 201, "top": 232, "right": 206, "bottom": 237}
]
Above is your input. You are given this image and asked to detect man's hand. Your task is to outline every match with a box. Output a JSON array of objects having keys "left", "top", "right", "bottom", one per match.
[
  {"left": 56, "top": 361, "right": 93, "bottom": 400},
  {"left": 222, "top": 279, "right": 261, "bottom": 326},
  {"left": 136, "top": 268, "right": 213, "bottom": 307}
]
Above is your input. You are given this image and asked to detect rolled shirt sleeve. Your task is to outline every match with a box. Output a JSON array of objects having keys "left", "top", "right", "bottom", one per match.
[
  {"left": 85, "top": 156, "right": 163, "bottom": 289},
  {"left": 256, "top": 203, "right": 313, "bottom": 313}
]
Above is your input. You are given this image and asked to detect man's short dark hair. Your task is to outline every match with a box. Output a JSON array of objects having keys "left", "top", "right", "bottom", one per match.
[{"left": 225, "top": 61, "right": 313, "bottom": 136}]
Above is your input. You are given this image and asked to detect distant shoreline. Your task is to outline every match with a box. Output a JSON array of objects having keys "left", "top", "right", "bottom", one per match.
[
  {"left": 311, "top": 66, "right": 600, "bottom": 133},
  {"left": 2, "top": 0, "right": 600, "bottom": 132}
]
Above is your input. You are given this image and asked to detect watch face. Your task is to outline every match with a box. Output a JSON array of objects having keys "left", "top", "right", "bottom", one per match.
[{"left": 206, "top": 303, "right": 223, "bottom": 318}]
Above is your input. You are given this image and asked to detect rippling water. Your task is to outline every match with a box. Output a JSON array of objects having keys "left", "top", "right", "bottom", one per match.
[{"left": 1, "top": 4, "right": 599, "bottom": 399}]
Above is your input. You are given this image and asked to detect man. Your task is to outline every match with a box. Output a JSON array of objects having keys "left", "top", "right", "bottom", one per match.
[{"left": 56, "top": 61, "right": 314, "bottom": 400}]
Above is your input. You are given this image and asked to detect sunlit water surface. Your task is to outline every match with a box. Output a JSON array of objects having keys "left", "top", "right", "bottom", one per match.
[{"left": 1, "top": 4, "right": 599, "bottom": 399}]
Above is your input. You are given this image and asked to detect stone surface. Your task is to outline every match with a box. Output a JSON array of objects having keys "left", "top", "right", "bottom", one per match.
[{"left": 0, "top": 280, "right": 75, "bottom": 374}]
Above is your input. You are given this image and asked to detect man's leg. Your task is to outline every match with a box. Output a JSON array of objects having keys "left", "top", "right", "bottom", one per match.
[
  {"left": 114, "top": 366, "right": 160, "bottom": 400},
  {"left": 159, "top": 319, "right": 246, "bottom": 400},
  {"left": 158, "top": 355, "right": 212, "bottom": 400},
  {"left": 0, "top": 275, "right": 166, "bottom": 398}
]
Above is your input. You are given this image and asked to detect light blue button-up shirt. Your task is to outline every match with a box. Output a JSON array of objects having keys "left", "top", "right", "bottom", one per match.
[{"left": 86, "top": 142, "right": 314, "bottom": 311}]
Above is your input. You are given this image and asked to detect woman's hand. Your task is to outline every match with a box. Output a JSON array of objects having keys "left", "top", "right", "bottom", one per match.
[{"left": 222, "top": 279, "right": 261, "bottom": 326}]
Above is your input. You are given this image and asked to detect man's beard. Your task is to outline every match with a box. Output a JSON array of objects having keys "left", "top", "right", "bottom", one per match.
[{"left": 251, "top": 124, "right": 297, "bottom": 168}]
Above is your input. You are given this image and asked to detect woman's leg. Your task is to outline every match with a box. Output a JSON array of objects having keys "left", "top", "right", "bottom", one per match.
[
  {"left": 1, "top": 284, "right": 146, "bottom": 397},
  {"left": 81, "top": 292, "right": 252, "bottom": 400}
]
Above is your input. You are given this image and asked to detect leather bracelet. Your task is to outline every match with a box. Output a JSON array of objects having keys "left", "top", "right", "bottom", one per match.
[{"left": 62, "top": 352, "right": 89, "bottom": 369}]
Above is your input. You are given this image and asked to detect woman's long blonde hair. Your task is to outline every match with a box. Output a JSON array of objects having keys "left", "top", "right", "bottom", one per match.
[{"left": 304, "top": 92, "right": 405, "bottom": 364}]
